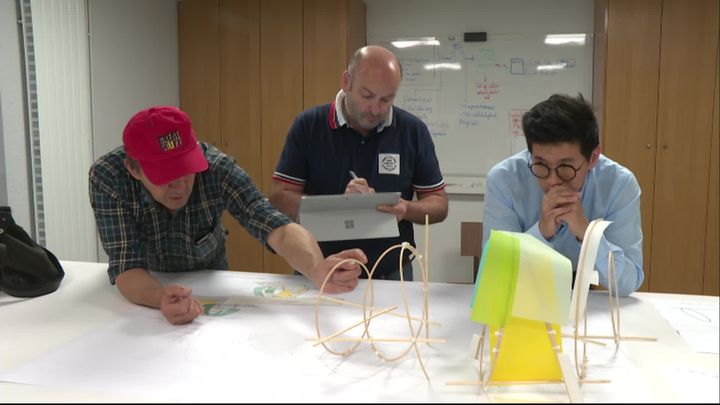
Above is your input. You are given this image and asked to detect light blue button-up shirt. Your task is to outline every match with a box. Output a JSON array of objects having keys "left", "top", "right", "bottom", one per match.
[{"left": 483, "top": 150, "right": 644, "bottom": 297}]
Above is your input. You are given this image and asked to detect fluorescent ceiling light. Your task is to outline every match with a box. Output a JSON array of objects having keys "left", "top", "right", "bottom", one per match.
[
  {"left": 544, "top": 34, "right": 586, "bottom": 45},
  {"left": 537, "top": 63, "right": 567, "bottom": 71},
  {"left": 424, "top": 63, "right": 461, "bottom": 70},
  {"left": 391, "top": 37, "right": 440, "bottom": 48}
]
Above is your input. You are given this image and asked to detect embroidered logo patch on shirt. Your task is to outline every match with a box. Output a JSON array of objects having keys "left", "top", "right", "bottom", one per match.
[
  {"left": 158, "top": 131, "right": 182, "bottom": 152},
  {"left": 378, "top": 153, "right": 400, "bottom": 175}
]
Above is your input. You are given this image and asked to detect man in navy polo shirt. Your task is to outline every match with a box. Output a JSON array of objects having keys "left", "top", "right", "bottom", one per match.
[{"left": 270, "top": 45, "right": 448, "bottom": 281}]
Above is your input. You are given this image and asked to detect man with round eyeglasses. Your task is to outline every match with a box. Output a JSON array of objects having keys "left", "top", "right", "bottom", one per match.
[{"left": 483, "top": 94, "right": 643, "bottom": 297}]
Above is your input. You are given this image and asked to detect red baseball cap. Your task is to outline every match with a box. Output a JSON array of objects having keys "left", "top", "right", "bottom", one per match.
[{"left": 122, "top": 106, "right": 209, "bottom": 185}]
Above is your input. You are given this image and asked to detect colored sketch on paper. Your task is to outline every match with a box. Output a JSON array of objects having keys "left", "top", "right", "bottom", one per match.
[{"left": 253, "top": 283, "right": 310, "bottom": 299}]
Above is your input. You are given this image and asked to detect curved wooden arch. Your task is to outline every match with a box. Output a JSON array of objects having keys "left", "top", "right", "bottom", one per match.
[{"left": 312, "top": 218, "right": 441, "bottom": 380}]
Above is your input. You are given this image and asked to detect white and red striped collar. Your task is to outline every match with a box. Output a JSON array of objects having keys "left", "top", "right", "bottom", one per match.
[{"left": 330, "top": 90, "right": 393, "bottom": 132}]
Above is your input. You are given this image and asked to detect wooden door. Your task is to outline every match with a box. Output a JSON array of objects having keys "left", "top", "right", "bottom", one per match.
[
  {"left": 260, "top": 0, "right": 304, "bottom": 274},
  {"left": 303, "top": 0, "right": 366, "bottom": 109},
  {"left": 179, "top": 0, "right": 367, "bottom": 275},
  {"left": 179, "top": 0, "right": 220, "bottom": 146},
  {"left": 602, "top": 0, "right": 662, "bottom": 291},
  {"left": 651, "top": 0, "right": 719, "bottom": 293},
  {"left": 219, "top": 0, "right": 264, "bottom": 273},
  {"left": 705, "top": 56, "right": 719, "bottom": 296}
]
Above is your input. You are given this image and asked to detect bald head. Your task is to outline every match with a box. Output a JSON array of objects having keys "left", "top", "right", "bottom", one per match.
[
  {"left": 341, "top": 46, "right": 402, "bottom": 135},
  {"left": 347, "top": 45, "right": 402, "bottom": 89}
]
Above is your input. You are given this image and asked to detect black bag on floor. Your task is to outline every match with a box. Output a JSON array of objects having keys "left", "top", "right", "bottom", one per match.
[{"left": 0, "top": 206, "right": 64, "bottom": 297}]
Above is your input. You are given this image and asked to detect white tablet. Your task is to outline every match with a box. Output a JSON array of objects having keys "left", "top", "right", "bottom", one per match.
[{"left": 298, "top": 192, "right": 401, "bottom": 242}]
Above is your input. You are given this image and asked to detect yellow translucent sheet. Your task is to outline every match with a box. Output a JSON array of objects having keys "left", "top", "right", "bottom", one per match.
[
  {"left": 489, "top": 318, "right": 563, "bottom": 382},
  {"left": 512, "top": 232, "right": 572, "bottom": 325}
]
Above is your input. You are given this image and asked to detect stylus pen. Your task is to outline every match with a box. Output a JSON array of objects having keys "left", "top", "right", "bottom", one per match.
[{"left": 349, "top": 170, "right": 359, "bottom": 180}]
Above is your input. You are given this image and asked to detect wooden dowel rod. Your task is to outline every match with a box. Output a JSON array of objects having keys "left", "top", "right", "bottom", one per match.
[
  {"left": 579, "top": 379, "right": 612, "bottom": 384},
  {"left": 311, "top": 337, "right": 446, "bottom": 344},
  {"left": 487, "top": 380, "right": 563, "bottom": 386},
  {"left": 318, "top": 295, "right": 441, "bottom": 326},
  {"left": 313, "top": 305, "right": 398, "bottom": 346},
  {"left": 569, "top": 334, "right": 657, "bottom": 342}
]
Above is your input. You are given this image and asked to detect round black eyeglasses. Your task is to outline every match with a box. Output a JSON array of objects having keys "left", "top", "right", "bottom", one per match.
[{"left": 528, "top": 160, "right": 586, "bottom": 181}]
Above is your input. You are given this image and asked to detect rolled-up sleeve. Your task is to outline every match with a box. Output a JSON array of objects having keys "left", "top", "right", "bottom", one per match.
[
  {"left": 218, "top": 157, "right": 291, "bottom": 249},
  {"left": 594, "top": 174, "right": 644, "bottom": 297}
]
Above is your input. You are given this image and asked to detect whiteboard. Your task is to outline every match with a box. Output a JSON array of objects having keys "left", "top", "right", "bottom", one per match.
[{"left": 370, "top": 33, "right": 593, "bottom": 176}]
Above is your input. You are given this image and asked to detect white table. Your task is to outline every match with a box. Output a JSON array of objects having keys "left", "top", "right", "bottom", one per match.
[{"left": 0, "top": 261, "right": 717, "bottom": 402}]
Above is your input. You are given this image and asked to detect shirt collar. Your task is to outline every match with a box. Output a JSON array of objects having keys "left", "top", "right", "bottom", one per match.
[{"left": 333, "top": 90, "right": 393, "bottom": 132}]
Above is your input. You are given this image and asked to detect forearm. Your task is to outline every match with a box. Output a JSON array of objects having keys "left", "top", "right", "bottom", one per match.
[
  {"left": 403, "top": 193, "right": 448, "bottom": 224},
  {"left": 115, "top": 268, "right": 165, "bottom": 309},
  {"left": 267, "top": 223, "right": 323, "bottom": 278},
  {"left": 596, "top": 239, "right": 644, "bottom": 297},
  {"left": 596, "top": 190, "right": 644, "bottom": 297},
  {"left": 610, "top": 257, "right": 643, "bottom": 298},
  {"left": 269, "top": 188, "right": 302, "bottom": 222}
]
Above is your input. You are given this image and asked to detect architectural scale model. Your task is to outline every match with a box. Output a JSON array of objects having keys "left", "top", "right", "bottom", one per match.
[
  {"left": 311, "top": 216, "right": 443, "bottom": 379},
  {"left": 448, "top": 219, "right": 657, "bottom": 403}
]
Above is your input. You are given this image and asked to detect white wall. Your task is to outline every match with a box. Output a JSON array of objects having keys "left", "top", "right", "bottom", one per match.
[
  {"left": 0, "top": 92, "right": 7, "bottom": 205},
  {"left": 0, "top": 0, "right": 178, "bottom": 259},
  {"left": 88, "top": 0, "right": 179, "bottom": 260},
  {"left": 32, "top": 0, "right": 97, "bottom": 261},
  {"left": 89, "top": 0, "right": 179, "bottom": 162},
  {"left": 0, "top": 0, "right": 32, "bottom": 229},
  {"left": 366, "top": 0, "right": 594, "bottom": 283}
]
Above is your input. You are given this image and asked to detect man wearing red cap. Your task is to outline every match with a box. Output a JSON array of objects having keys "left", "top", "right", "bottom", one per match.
[{"left": 89, "top": 106, "right": 366, "bottom": 325}]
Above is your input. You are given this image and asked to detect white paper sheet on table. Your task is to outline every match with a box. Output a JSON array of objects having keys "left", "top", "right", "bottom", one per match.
[
  {"left": 0, "top": 280, "right": 481, "bottom": 402},
  {"left": 661, "top": 364, "right": 719, "bottom": 403},
  {"left": 648, "top": 297, "right": 719, "bottom": 354}
]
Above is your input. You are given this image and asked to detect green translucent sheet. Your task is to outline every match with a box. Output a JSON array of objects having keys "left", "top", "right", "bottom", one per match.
[
  {"left": 471, "top": 230, "right": 572, "bottom": 326},
  {"left": 470, "top": 230, "right": 519, "bottom": 326}
]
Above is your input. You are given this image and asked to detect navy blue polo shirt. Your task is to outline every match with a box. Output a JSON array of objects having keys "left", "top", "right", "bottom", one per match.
[{"left": 273, "top": 96, "right": 445, "bottom": 278}]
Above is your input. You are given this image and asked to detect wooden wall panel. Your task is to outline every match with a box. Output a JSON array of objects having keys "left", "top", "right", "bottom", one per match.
[
  {"left": 302, "top": 0, "right": 367, "bottom": 109},
  {"left": 704, "top": 52, "right": 720, "bottom": 296},
  {"left": 179, "top": 0, "right": 366, "bottom": 275},
  {"left": 220, "top": 0, "right": 264, "bottom": 272},
  {"left": 604, "top": 0, "right": 662, "bottom": 291},
  {"left": 220, "top": 0, "right": 261, "bottom": 175},
  {"left": 651, "top": 0, "right": 719, "bottom": 293},
  {"left": 261, "top": 0, "right": 303, "bottom": 274},
  {"left": 303, "top": 0, "right": 348, "bottom": 109},
  {"left": 346, "top": 0, "right": 367, "bottom": 63},
  {"left": 179, "top": 0, "right": 220, "bottom": 146},
  {"left": 592, "top": 0, "right": 607, "bottom": 137}
]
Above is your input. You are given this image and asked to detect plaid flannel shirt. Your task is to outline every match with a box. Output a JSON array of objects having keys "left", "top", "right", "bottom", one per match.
[{"left": 89, "top": 143, "right": 291, "bottom": 284}]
